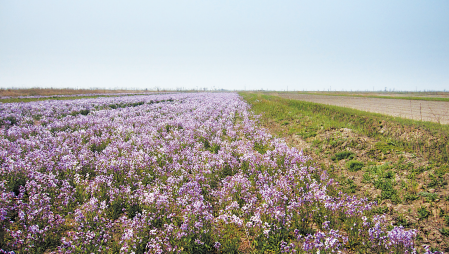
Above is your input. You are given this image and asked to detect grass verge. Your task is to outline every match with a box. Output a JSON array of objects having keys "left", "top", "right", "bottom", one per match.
[{"left": 241, "top": 92, "right": 449, "bottom": 164}]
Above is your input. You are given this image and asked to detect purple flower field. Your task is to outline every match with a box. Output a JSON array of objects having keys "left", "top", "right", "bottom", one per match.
[{"left": 0, "top": 93, "right": 432, "bottom": 253}]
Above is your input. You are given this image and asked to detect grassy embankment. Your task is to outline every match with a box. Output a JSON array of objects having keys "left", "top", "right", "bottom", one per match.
[
  {"left": 243, "top": 93, "right": 449, "bottom": 164},
  {"left": 242, "top": 92, "right": 449, "bottom": 251}
]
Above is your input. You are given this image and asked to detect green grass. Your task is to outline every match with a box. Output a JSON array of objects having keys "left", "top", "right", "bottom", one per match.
[
  {"left": 240, "top": 92, "right": 449, "bottom": 164},
  {"left": 418, "top": 192, "right": 438, "bottom": 202},
  {"left": 331, "top": 151, "right": 355, "bottom": 161},
  {"left": 440, "top": 227, "right": 449, "bottom": 236},
  {"left": 417, "top": 206, "right": 431, "bottom": 219},
  {"left": 346, "top": 160, "right": 364, "bottom": 172}
]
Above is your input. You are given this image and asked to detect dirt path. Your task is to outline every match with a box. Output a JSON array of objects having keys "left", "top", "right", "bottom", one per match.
[{"left": 279, "top": 94, "right": 449, "bottom": 124}]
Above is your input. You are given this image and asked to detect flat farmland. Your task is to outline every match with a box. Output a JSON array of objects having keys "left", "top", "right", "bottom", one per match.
[
  {"left": 0, "top": 92, "right": 423, "bottom": 253},
  {"left": 279, "top": 93, "right": 449, "bottom": 124}
]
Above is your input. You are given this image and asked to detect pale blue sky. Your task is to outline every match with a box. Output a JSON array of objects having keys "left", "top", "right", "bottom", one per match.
[{"left": 1, "top": 1, "right": 448, "bottom": 91}]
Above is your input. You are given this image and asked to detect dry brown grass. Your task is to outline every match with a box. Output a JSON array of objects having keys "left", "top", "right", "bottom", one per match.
[{"left": 0, "top": 88, "right": 148, "bottom": 97}]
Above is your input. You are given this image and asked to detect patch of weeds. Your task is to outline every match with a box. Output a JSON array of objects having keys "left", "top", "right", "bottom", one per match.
[
  {"left": 444, "top": 215, "right": 449, "bottom": 226},
  {"left": 397, "top": 162, "right": 414, "bottom": 171},
  {"left": 281, "top": 120, "right": 290, "bottom": 126},
  {"left": 288, "top": 127, "right": 300, "bottom": 135},
  {"left": 254, "top": 142, "right": 270, "bottom": 155},
  {"left": 220, "top": 164, "right": 235, "bottom": 178},
  {"left": 108, "top": 199, "right": 126, "bottom": 220},
  {"left": 368, "top": 164, "right": 402, "bottom": 202},
  {"left": 342, "top": 179, "right": 357, "bottom": 193},
  {"left": 395, "top": 214, "right": 410, "bottom": 227},
  {"left": 331, "top": 151, "right": 355, "bottom": 161},
  {"left": 417, "top": 206, "right": 430, "bottom": 220},
  {"left": 131, "top": 101, "right": 144, "bottom": 107},
  {"left": 346, "top": 160, "right": 364, "bottom": 172},
  {"left": 374, "top": 178, "right": 399, "bottom": 202},
  {"left": 373, "top": 178, "right": 393, "bottom": 194},
  {"left": 199, "top": 137, "right": 221, "bottom": 154},
  {"left": 430, "top": 247, "right": 443, "bottom": 253},
  {"left": 428, "top": 172, "right": 448, "bottom": 188},
  {"left": 361, "top": 172, "right": 371, "bottom": 183},
  {"left": 439, "top": 227, "right": 449, "bottom": 237},
  {"left": 302, "top": 131, "right": 317, "bottom": 138},
  {"left": 404, "top": 193, "right": 419, "bottom": 202},
  {"left": 346, "top": 139, "right": 360, "bottom": 149},
  {"left": 384, "top": 171, "right": 394, "bottom": 179},
  {"left": 416, "top": 234, "right": 423, "bottom": 241},
  {"left": 299, "top": 127, "right": 317, "bottom": 138},
  {"left": 210, "top": 144, "right": 221, "bottom": 154},
  {"left": 371, "top": 206, "right": 389, "bottom": 214},
  {"left": 404, "top": 178, "right": 419, "bottom": 196},
  {"left": 411, "top": 165, "right": 430, "bottom": 175},
  {"left": 435, "top": 165, "right": 449, "bottom": 175},
  {"left": 418, "top": 192, "right": 438, "bottom": 202},
  {"left": 70, "top": 109, "right": 90, "bottom": 116},
  {"left": 390, "top": 194, "right": 402, "bottom": 204},
  {"left": 89, "top": 140, "right": 110, "bottom": 153},
  {"left": 199, "top": 137, "right": 214, "bottom": 153},
  {"left": 374, "top": 141, "right": 402, "bottom": 154},
  {"left": 367, "top": 148, "right": 383, "bottom": 160},
  {"left": 311, "top": 138, "right": 322, "bottom": 147},
  {"left": 400, "top": 180, "right": 407, "bottom": 189},
  {"left": 328, "top": 137, "right": 344, "bottom": 148},
  {"left": 367, "top": 162, "right": 392, "bottom": 176},
  {"left": 127, "top": 203, "right": 143, "bottom": 219}
]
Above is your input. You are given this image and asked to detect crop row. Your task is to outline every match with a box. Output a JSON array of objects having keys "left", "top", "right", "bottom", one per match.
[{"left": 0, "top": 93, "right": 430, "bottom": 253}]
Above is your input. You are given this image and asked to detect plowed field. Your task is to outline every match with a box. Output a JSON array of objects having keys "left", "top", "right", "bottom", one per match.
[{"left": 280, "top": 94, "right": 449, "bottom": 124}]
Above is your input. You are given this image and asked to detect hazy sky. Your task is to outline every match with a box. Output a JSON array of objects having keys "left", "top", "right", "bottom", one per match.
[{"left": 1, "top": 1, "right": 448, "bottom": 91}]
